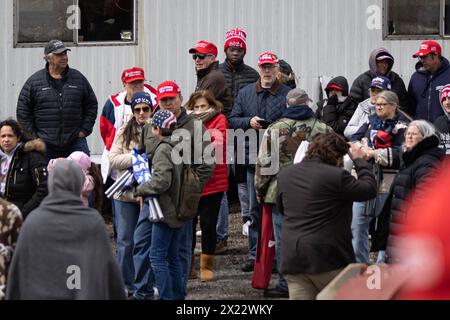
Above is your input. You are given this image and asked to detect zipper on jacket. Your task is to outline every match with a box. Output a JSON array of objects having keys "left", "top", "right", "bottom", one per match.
[
  {"left": 428, "top": 75, "right": 433, "bottom": 121},
  {"left": 34, "top": 168, "right": 40, "bottom": 186}
]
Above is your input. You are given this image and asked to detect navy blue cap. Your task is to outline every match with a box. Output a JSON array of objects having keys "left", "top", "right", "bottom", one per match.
[
  {"left": 131, "top": 92, "right": 153, "bottom": 111},
  {"left": 370, "top": 76, "right": 392, "bottom": 91}
]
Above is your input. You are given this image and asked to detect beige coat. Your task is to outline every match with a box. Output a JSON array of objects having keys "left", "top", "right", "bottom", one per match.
[{"left": 109, "top": 126, "right": 140, "bottom": 202}]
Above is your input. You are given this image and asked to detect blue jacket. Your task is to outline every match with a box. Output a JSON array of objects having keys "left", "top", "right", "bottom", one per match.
[
  {"left": 229, "top": 80, "right": 291, "bottom": 165},
  {"left": 408, "top": 57, "right": 450, "bottom": 122}
]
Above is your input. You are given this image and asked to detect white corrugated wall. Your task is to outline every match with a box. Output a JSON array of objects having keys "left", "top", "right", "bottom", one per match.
[{"left": 1, "top": 0, "right": 449, "bottom": 155}]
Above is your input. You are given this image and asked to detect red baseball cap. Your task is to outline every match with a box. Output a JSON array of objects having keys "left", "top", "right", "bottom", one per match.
[
  {"left": 325, "top": 84, "right": 344, "bottom": 92},
  {"left": 121, "top": 67, "right": 145, "bottom": 83},
  {"left": 258, "top": 52, "right": 279, "bottom": 66},
  {"left": 189, "top": 40, "right": 218, "bottom": 57},
  {"left": 157, "top": 81, "right": 181, "bottom": 100},
  {"left": 413, "top": 40, "right": 442, "bottom": 58}
]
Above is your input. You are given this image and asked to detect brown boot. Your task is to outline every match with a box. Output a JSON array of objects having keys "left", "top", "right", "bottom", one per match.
[
  {"left": 200, "top": 254, "right": 215, "bottom": 282},
  {"left": 189, "top": 255, "right": 197, "bottom": 280}
]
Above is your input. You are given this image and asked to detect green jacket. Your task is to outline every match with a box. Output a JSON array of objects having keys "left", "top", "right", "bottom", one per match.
[
  {"left": 138, "top": 108, "right": 215, "bottom": 189},
  {"left": 135, "top": 135, "right": 184, "bottom": 229},
  {"left": 255, "top": 114, "right": 332, "bottom": 204}
]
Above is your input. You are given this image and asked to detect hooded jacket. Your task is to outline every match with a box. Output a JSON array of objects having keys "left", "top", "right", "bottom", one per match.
[
  {"left": 350, "top": 48, "right": 409, "bottom": 112},
  {"left": 434, "top": 115, "right": 450, "bottom": 155},
  {"left": 138, "top": 108, "right": 215, "bottom": 190},
  {"left": 16, "top": 65, "right": 98, "bottom": 151},
  {"left": 344, "top": 98, "right": 375, "bottom": 139},
  {"left": 6, "top": 160, "right": 125, "bottom": 300},
  {"left": 255, "top": 105, "right": 332, "bottom": 203},
  {"left": 408, "top": 57, "right": 450, "bottom": 122},
  {"left": 196, "top": 61, "right": 234, "bottom": 117},
  {"left": 2, "top": 139, "right": 48, "bottom": 218},
  {"left": 135, "top": 135, "right": 184, "bottom": 229},
  {"left": 321, "top": 76, "right": 358, "bottom": 135}
]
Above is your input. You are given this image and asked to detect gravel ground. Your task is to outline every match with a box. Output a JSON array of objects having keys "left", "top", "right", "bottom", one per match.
[{"left": 104, "top": 199, "right": 283, "bottom": 300}]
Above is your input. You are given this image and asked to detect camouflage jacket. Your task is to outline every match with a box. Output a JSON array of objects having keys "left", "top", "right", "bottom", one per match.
[
  {"left": 255, "top": 111, "right": 332, "bottom": 204},
  {"left": 0, "top": 198, "right": 22, "bottom": 300}
]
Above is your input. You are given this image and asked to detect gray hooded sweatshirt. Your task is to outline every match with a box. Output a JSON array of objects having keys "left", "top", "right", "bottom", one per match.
[{"left": 6, "top": 160, "right": 125, "bottom": 300}]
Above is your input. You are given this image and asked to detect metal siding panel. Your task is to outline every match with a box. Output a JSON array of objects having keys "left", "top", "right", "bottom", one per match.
[{"left": 2, "top": 0, "right": 448, "bottom": 155}]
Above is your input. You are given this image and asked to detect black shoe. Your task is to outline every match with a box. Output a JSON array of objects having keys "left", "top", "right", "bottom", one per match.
[
  {"left": 263, "top": 286, "right": 289, "bottom": 299},
  {"left": 241, "top": 259, "right": 255, "bottom": 272},
  {"left": 271, "top": 264, "right": 278, "bottom": 274}
]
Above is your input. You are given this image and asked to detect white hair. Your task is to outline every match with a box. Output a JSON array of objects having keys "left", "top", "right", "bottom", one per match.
[{"left": 407, "top": 120, "right": 436, "bottom": 139}]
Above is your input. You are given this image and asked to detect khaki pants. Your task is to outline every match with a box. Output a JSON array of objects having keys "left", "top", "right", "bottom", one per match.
[{"left": 285, "top": 269, "right": 342, "bottom": 300}]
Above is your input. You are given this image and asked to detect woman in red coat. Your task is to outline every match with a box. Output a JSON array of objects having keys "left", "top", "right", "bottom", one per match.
[{"left": 186, "top": 90, "right": 229, "bottom": 282}]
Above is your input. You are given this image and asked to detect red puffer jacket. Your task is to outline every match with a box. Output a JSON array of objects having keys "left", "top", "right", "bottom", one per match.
[{"left": 201, "top": 113, "right": 229, "bottom": 196}]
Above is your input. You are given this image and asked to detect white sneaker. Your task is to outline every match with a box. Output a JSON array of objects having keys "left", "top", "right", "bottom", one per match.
[
  {"left": 196, "top": 230, "right": 202, "bottom": 237},
  {"left": 242, "top": 221, "right": 250, "bottom": 237}
]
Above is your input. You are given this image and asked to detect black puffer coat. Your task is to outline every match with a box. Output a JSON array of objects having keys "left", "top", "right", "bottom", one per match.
[
  {"left": 3, "top": 139, "right": 48, "bottom": 218},
  {"left": 16, "top": 65, "right": 98, "bottom": 151},
  {"left": 219, "top": 59, "right": 259, "bottom": 100},
  {"left": 371, "top": 135, "right": 444, "bottom": 252}
]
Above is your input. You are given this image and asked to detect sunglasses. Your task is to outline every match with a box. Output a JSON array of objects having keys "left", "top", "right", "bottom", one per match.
[
  {"left": 192, "top": 53, "right": 210, "bottom": 60},
  {"left": 134, "top": 106, "right": 151, "bottom": 113}
]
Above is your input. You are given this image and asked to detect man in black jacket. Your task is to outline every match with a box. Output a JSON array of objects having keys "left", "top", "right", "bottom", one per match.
[
  {"left": 350, "top": 47, "right": 409, "bottom": 113},
  {"left": 217, "top": 28, "right": 259, "bottom": 255},
  {"left": 17, "top": 40, "right": 98, "bottom": 161}
]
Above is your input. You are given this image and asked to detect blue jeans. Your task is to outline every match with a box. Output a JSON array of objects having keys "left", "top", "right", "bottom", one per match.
[
  {"left": 216, "top": 193, "right": 229, "bottom": 241},
  {"left": 178, "top": 218, "right": 193, "bottom": 299},
  {"left": 237, "top": 182, "right": 250, "bottom": 222},
  {"left": 113, "top": 200, "right": 140, "bottom": 294},
  {"left": 45, "top": 137, "right": 90, "bottom": 162},
  {"left": 272, "top": 206, "right": 288, "bottom": 291},
  {"left": 132, "top": 203, "right": 155, "bottom": 300},
  {"left": 150, "top": 222, "right": 183, "bottom": 300},
  {"left": 246, "top": 167, "right": 260, "bottom": 260},
  {"left": 351, "top": 201, "right": 372, "bottom": 264}
]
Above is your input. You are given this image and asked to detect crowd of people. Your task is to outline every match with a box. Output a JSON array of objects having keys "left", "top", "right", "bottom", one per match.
[{"left": 0, "top": 30, "right": 449, "bottom": 300}]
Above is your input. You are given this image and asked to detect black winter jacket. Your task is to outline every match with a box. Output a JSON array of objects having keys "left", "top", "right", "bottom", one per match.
[
  {"left": 219, "top": 59, "right": 260, "bottom": 100},
  {"left": 350, "top": 48, "right": 409, "bottom": 112},
  {"left": 371, "top": 135, "right": 444, "bottom": 252},
  {"left": 434, "top": 115, "right": 450, "bottom": 155},
  {"left": 17, "top": 65, "right": 98, "bottom": 151},
  {"left": 319, "top": 76, "right": 358, "bottom": 135},
  {"left": 3, "top": 139, "right": 48, "bottom": 218}
]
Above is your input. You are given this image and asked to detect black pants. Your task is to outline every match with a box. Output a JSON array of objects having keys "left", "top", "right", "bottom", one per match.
[{"left": 191, "top": 192, "right": 223, "bottom": 255}]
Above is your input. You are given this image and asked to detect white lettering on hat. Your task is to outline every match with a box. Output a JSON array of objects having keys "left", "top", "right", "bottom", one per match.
[
  {"left": 125, "top": 71, "right": 142, "bottom": 78},
  {"left": 260, "top": 53, "right": 276, "bottom": 62},
  {"left": 197, "top": 42, "right": 208, "bottom": 48},
  {"left": 420, "top": 44, "right": 429, "bottom": 50},
  {"left": 159, "top": 86, "right": 176, "bottom": 93}
]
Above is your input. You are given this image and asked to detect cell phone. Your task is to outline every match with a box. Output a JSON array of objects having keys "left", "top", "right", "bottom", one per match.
[{"left": 257, "top": 119, "right": 271, "bottom": 129}]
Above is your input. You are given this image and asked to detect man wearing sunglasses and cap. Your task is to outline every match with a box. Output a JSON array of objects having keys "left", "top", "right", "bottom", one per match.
[
  {"left": 189, "top": 40, "right": 233, "bottom": 116},
  {"left": 17, "top": 40, "right": 98, "bottom": 160},
  {"left": 408, "top": 40, "right": 450, "bottom": 122}
]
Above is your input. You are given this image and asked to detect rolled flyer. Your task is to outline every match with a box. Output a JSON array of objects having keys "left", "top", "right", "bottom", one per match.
[
  {"left": 105, "top": 171, "right": 130, "bottom": 195},
  {"left": 153, "top": 198, "right": 164, "bottom": 220},
  {"left": 148, "top": 199, "right": 159, "bottom": 222},
  {"left": 105, "top": 171, "right": 132, "bottom": 198}
]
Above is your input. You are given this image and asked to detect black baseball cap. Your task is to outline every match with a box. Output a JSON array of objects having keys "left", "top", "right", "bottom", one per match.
[{"left": 44, "top": 40, "right": 71, "bottom": 55}]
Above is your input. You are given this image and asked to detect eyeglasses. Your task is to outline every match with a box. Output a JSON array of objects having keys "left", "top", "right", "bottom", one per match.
[
  {"left": 375, "top": 103, "right": 390, "bottom": 108},
  {"left": 134, "top": 106, "right": 151, "bottom": 113},
  {"left": 192, "top": 54, "right": 212, "bottom": 60}
]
